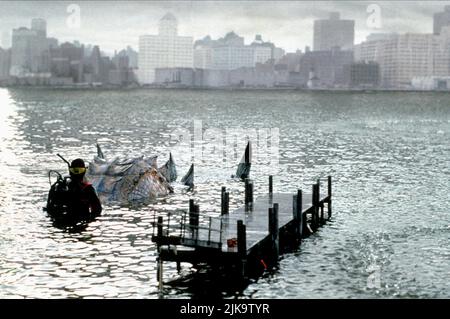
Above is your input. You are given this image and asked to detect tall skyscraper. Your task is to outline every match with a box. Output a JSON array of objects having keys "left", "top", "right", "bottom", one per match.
[
  {"left": 31, "top": 18, "right": 47, "bottom": 38},
  {"left": 138, "top": 13, "right": 193, "bottom": 84},
  {"left": 10, "top": 19, "right": 50, "bottom": 77},
  {"left": 313, "top": 12, "right": 355, "bottom": 51}
]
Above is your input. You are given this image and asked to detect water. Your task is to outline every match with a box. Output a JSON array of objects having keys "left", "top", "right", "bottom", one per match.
[{"left": 0, "top": 88, "right": 449, "bottom": 299}]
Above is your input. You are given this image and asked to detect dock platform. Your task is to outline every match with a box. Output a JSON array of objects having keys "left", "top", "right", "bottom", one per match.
[{"left": 152, "top": 175, "right": 332, "bottom": 285}]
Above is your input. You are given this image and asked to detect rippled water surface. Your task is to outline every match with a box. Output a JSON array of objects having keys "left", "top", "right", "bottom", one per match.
[{"left": 0, "top": 88, "right": 449, "bottom": 298}]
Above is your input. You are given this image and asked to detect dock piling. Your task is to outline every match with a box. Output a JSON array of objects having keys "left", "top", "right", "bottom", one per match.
[
  {"left": 269, "top": 175, "right": 273, "bottom": 194},
  {"left": 328, "top": 175, "right": 332, "bottom": 218},
  {"left": 269, "top": 203, "right": 280, "bottom": 260},
  {"left": 312, "top": 184, "right": 319, "bottom": 231},
  {"left": 221, "top": 186, "right": 226, "bottom": 215}
]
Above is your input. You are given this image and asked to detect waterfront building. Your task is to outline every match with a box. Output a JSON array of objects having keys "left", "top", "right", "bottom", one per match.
[
  {"left": 411, "top": 76, "right": 450, "bottom": 90},
  {"left": 355, "top": 31, "right": 450, "bottom": 88},
  {"left": 276, "top": 50, "right": 303, "bottom": 72},
  {"left": 313, "top": 12, "right": 355, "bottom": 51},
  {"left": 299, "top": 48, "right": 354, "bottom": 87},
  {"left": 343, "top": 61, "right": 380, "bottom": 88},
  {"left": 138, "top": 13, "right": 193, "bottom": 84},
  {"left": 194, "top": 33, "right": 282, "bottom": 71}
]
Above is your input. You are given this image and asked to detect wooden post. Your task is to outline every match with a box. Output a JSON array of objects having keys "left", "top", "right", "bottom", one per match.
[
  {"left": 193, "top": 204, "right": 199, "bottom": 242},
  {"left": 297, "top": 189, "right": 303, "bottom": 240},
  {"left": 269, "top": 175, "right": 273, "bottom": 194},
  {"left": 245, "top": 178, "right": 249, "bottom": 211},
  {"left": 328, "top": 175, "right": 332, "bottom": 218},
  {"left": 157, "top": 257, "right": 163, "bottom": 288},
  {"left": 248, "top": 182, "right": 254, "bottom": 209},
  {"left": 269, "top": 204, "right": 279, "bottom": 260},
  {"left": 157, "top": 216, "right": 163, "bottom": 240},
  {"left": 207, "top": 217, "right": 212, "bottom": 245},
  {"left": 317, "top": 179, "right": 324, "bottom": 225},
  {"left": 237, "top": 220, "right": 247, "bottom": 279},
  {"left": 156, "top": 215, "right": 164, "bottom": 287},
  {"left": 189, "top": 199, "right": 194, "bottom": 214},
  {"left": 312, "top": 184, "right": 318, "bottom": 231},
  {"left": 317, "top": 178, "right": 320, "bottom": 202},
  {"left": 221, "top": 186, "right": 226, "bottom": 215},
  {"left": 225, "top": 192, "right": 230, "bottom": 214},
  {"left": 237, "top": 220, "right": 246, "bottom": 256},
  {"left": 189, "top": 202, "right": 199, "bottom": 240},
  {"left": 292, "top": 194, "right": 299, "bottom": 242}
]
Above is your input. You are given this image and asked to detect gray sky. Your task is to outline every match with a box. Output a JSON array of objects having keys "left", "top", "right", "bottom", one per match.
[{"left": 0, "top": 1, "right": 448, "bottom": 54}]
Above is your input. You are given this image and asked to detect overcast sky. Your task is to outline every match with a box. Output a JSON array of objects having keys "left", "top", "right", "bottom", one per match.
[{"left": 0, "top": 1, "right": 448, "bottom": 54}]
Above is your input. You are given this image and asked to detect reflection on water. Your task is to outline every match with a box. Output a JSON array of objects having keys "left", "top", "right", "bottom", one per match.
[{"left": 0, "top": 88, "right": 449, "bottom": 298}]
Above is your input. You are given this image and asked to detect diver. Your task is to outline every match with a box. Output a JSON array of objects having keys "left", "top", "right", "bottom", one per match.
[
  {"left": 47, "top": 158, "right": 102, "bottom": 221},
  {"left": 66, "top": 158, "right": 102, "bottom": 219}
]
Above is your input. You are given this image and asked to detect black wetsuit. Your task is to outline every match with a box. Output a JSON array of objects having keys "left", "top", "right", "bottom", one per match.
[
  {"left": 66, "top": 180, "right": 102, "bottom": 219},
  {"left": 47, "top": 178, "right": 102, "bottom": 221}
]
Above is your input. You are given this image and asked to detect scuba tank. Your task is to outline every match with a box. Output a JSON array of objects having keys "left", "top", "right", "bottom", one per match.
[
  {"left": 44, "top": 154, "right": 73, "bottom": 219},
  {"left": 45, "top": 170, "right": 72, "bottom": 217}
]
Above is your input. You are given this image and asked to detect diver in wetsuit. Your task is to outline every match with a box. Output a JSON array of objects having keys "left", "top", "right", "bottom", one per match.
[{"left": 66, "top": 158, "right": 102, "bottom": 219}]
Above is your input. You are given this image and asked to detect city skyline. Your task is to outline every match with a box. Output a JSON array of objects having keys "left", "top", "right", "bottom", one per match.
[{"left": 0, "top": 1, "right": 446, "bottom": 54}]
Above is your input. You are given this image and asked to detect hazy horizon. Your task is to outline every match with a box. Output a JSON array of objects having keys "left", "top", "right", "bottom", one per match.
[{"left": 0, "top": 1, "right": 448, "bottom": 54}]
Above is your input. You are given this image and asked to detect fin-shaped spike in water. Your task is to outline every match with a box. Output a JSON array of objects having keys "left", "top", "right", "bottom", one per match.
[
  {"left": 181, "top": 163, "right": 194, "bottom": 188},
  {"left": 159, "top": 152, "right": 177, "bottom": 183},
  {"left": 235, "top": 141, "right": 251, "bottom": 180}
]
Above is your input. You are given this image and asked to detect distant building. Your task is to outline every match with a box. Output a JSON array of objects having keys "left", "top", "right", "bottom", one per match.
[
  {"left": 355, "top": 31, "right": 450, "bottom": 88},
  {"left": 10, "top": 19, "right": 52, "bottom": 77},
  {"left": 194, "top": 32, "right": 283, "bottom": 71},
  {"left": 313, "top": 12, "right": 354, "bottom": 51},
  {"left": 433, "top": 5, "right": 450, "bottom": 35},
  {"left": 31, "top": 18, "right": 47, "bottom": 38},
  {"left": 0, "top": 47, "right": 11, "bottom": 81},
  {"left": 299, "top": 48, "right": 354, "bottom": 88},
  {"left": 411, "top": 76, "right": 450, "bottom": 90},
  {"left": 154, "top": 67, "right": 195, "bottom": 87},
  {"left": 139, "top": 13, "right": 193, "bottom": 84},
  {"left": 343, "top": 61, "right": 380, "bottom": 88},
  {"left": 50, "top": 42, "right": 84, "bottom": 82},
  {"left": 154, "top": 63, "right": 290, "bottom": 88},
  {"left": 276, "top": 50, "right": 303, "bottom": 72}
]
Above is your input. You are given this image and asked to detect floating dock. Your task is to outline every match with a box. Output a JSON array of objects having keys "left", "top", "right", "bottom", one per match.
[{"left": 152, "top": 175, "right": 332, "bottom": 285}]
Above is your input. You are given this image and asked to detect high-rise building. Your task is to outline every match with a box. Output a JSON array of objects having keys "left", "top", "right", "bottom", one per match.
[
  {"left": 10, "top": 19, "right": 50, "bottom": 77},
  {"left": 31, "top": 18, "right": 47, "bottom": 38},
  {"left": 313, "top": 12, "right": 355, "bottom": 51},
  {"left": 433, "top": 6, "right": 450, "bottom": 35},
  {"left": 355, "top": 31, "right": 450, "bottom": 88},
  {"left": 138, "top": 13, "right": 193, "bottom": 84}
]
